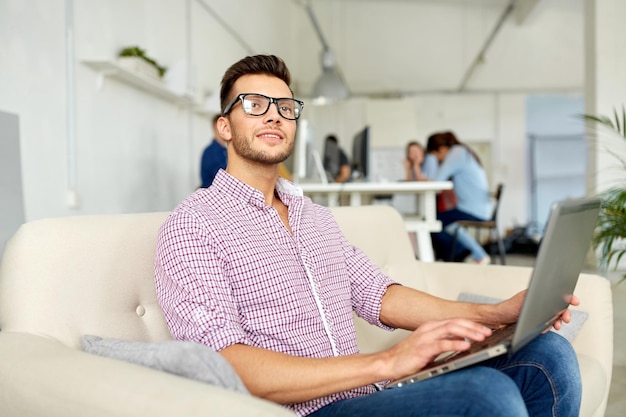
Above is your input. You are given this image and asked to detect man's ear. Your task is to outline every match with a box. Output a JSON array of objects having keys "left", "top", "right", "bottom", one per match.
[{"left": 216, "top": 116, "right": 232, "bottom": 142}]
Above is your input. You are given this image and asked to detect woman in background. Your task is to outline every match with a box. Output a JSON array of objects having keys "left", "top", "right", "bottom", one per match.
[
  {"left": 426, "top": 131, "right": 491, "bottom": 264},
  {"left": 404, "top": 140, "right": 438, "bottom": 181}
]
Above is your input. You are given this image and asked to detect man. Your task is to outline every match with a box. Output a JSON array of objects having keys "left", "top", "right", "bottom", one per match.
[
  {"left": 323, "top": 134, "right": 351, "bottom": 183},
  {"left": 154, "top": 55, "right": 581, "bottom": 417},
  {"left": 199, "top": 113, "right": 228, "bottom": 187}
]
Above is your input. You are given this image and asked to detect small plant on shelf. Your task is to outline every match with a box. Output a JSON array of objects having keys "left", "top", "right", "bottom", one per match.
[{"left": 118, "top": 46, "right": 167, "bottom": 78}]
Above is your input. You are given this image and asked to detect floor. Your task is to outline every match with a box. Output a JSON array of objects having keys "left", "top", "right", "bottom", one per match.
[{"left": 505, "top": 254, "right": 624, "bottom": 416}]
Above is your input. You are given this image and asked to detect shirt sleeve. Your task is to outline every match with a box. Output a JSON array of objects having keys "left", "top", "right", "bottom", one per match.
[
  {"left": 200, "top": 141, "right": 227, "bottom": 187},
  {"left": 421, "top": 154, "right": 439, "bottom": 179},
  {"left": 339, "top": 149, "right": 350, "bottom": 167},
  {"left": 340, "top": 234, "right": 397, "bottom": 331},
  {"left": 154, "top": 210, "right": 249, "bottom": 350}
]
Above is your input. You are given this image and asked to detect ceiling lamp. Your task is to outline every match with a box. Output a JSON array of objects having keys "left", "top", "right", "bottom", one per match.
[{"left": 305, "top": 3, "right": 349, "bottom": 105}]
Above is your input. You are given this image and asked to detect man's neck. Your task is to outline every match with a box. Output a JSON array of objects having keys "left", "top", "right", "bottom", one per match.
[{"left": 226, "top": 161, "right": 280, "bottom": 206}]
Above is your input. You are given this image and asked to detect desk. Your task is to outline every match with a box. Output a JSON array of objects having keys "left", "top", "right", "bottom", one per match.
[{"left": 298, "top": 181, "right": 453, "bottom": 262}]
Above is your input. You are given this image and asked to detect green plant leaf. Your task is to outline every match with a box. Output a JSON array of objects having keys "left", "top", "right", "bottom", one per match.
[
  {"left": 580, "top": 114, "right": 615, "bottom": 130},
  {"left": 613, "top": 107, "right": 621, "bottom": 135},
  {"left": 592, "top": 186, "right": 626, "bottom": 278},
  {"left": 582, "top": 107, "right": 626, "bottom": 283},
  {"left": 118, "top": 46, "right": 146, "bottom": 58},
  {"left": 117, "top": 45, "right": 167, "bottom": 78}
]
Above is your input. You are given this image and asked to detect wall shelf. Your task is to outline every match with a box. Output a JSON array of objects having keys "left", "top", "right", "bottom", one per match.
[{"left": 83, "top": 60, "right": 197, "bottom": 106}]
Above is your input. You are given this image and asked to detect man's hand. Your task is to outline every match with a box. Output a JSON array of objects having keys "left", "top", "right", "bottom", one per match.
[
  {"left": 490, "top": 290, "right": 580, "bottom": 332},
  {"left": 487, "top": 290, "right": 526, "bottom": 328},
  {"left": 383, "top": 318, "right": 492, "bottom": 381},
  {"left": 551, "top": 294, "right": 580, "bottom": 331}
]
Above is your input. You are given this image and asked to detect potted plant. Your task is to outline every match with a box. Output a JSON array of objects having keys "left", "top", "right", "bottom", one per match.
[
  {"left": 117, "top": 46, "right": 167, "bottom": 80},
  {"left": 582, "top": 107, "right": 626, "bottom": 283}
]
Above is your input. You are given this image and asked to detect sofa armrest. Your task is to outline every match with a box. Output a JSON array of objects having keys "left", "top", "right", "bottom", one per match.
[{"left": 0, "top": 332, "right": 294, "bottom": 417}]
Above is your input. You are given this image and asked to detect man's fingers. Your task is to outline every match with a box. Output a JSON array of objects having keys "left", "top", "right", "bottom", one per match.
[
  {"left": 565, "top": 294, "right": 580, "bottom": 307},
  {"left": 417, "top": 319, "right": 492, "bottom": 343}
]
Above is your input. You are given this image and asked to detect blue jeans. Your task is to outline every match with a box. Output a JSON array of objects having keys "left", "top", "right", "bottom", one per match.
[
  {"left": 432, "top": 208, "right": 488, "bottom": 261},
  {"left": 308, "top": 332, "right": 581, "bottom": 417}
]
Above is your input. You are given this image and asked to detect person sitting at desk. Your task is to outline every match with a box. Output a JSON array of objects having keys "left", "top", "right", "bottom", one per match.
[
  {"left": 200, "top": 114, "right": 228, "bottom": 187},
  {"left": 404, "top": 141, "right": 425, "bottom": 181},
  {"left": 323, "top": 134, "right": 351, "bottom": 183},
  {"left": 405, "top": 139, "right": 458, "bottom": 218},
  {"left": 404, "top": 140, "right": 439, "bottom": 181},
  {"left": 425, "top": 131, "right": 491, "bottom": 264}
]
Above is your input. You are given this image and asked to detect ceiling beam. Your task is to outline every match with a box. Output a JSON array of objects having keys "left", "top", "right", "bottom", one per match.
[{"left": 457, "top": 0, "right": 516, "bottom": 92}]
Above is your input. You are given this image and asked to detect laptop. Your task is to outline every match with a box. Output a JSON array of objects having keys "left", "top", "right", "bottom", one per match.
[{"left": 386, "top": 197, "right": 601, "bottom": 389}]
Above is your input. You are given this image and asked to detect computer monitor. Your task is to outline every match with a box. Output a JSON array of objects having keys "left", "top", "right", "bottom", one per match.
[
  {"left": 288, "top": 119, "right": 327, "bottom": 184},
  {"left": 351, "top": 126, "right": 370, "bottom": 180}
]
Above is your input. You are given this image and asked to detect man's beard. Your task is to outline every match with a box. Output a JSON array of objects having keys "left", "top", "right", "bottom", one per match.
[{"left": 230, "top": 130, "right": 294, "bottom": 165}]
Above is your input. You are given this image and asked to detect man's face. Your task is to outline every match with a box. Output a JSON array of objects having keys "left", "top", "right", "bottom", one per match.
[{"left": 219, "top": 74, "right": 297, "bottom": 166}]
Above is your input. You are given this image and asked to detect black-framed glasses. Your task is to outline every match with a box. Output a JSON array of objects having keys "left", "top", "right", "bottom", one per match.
[{"left": 223, "top": 93, "right": 304, "bottom": 120}]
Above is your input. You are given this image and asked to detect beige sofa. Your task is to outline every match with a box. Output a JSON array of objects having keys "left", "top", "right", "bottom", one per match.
[{"left": 0, "top": 205, "right": 613, "bottom": 417}]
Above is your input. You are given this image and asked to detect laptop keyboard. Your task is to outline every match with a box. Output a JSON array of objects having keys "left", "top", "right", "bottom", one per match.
[
  {"left": 430, "top": 323, "right": 517, "bottom": 365},
  {"left": 467, "top": 323, "right": 516, "bottom": 354}
]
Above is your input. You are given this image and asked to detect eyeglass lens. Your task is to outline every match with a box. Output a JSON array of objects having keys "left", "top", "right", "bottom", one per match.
[{"left": 241, "top": 94, "right": 301, "bottom": 120}]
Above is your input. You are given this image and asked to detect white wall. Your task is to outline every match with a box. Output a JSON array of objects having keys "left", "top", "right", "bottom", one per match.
[
  {"left": 0, "top": 0, "right": 299, "bottom": 220},
  {"left": 585, "top": 0, "right": 626, "bottom": 194},
  {"left": 1, "top": 1, "right": 69, "bottom": 220}
]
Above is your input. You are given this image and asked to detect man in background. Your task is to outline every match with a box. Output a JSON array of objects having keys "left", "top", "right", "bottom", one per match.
[
  {"left": 323, "top": 134, "right": 351, "bottom": 183},
  {"left": 199, "top": 113, "right": 228, "bottom": 187}
]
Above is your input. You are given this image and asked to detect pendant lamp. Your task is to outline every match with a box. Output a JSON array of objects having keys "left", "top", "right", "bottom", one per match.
[{"left": 305, "top": 3, "right": 349, "bottom": 105}]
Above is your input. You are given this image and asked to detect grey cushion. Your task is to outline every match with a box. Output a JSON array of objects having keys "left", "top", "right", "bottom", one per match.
[
  {"left": 457, "top": 292, "right": 588, "bottom": 342},
  {"left": 81, "top": 335, "right": 248, "bottom": 394}
]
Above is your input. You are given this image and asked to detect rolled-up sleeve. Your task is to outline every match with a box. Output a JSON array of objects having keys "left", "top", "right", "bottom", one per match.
[{"left": 154, "top": 211, "right": 249, "bottom": 350}]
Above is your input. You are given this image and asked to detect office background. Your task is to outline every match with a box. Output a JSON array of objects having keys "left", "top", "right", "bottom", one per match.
[{"left": 0, "top": 0, "right": 624, "bottom": 241}]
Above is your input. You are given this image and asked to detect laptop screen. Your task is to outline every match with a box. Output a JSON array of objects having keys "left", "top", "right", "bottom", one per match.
[{"left": 512, "top": 198, "right": 601, "bottom": 351}]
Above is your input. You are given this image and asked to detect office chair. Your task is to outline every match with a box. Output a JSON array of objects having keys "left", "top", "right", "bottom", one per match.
[{"left": 450, "top": 183, "right": 506, "bottom": 265}]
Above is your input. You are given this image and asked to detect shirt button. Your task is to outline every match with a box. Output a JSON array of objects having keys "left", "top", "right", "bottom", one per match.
[{"left": 136, "top": 305, "right": 146, "bottom": 316}]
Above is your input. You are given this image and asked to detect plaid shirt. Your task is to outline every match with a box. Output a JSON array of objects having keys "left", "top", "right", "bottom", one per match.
[{"left": 155, "top": 170, "right": 396, "bottom": 416}]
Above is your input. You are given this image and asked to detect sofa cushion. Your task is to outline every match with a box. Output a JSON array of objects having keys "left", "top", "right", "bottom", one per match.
[
  {"left": 457, "top": 292, "right": 588, "bottom": 342},
  {"left": 82, "top": 335, "right": 248, "bottom": 394}
]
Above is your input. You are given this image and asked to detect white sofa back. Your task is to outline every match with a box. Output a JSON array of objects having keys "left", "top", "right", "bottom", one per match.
[
  {"left": 0, "top": 206, "right": 421, "bottom": 348},
  {"left": 0, "top": 212, "right": 171, "bottom": 347}
]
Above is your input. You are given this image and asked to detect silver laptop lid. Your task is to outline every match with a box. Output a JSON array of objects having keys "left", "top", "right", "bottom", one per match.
[{"left": 512, "top": 197, "right": 601, "bottom": 352}]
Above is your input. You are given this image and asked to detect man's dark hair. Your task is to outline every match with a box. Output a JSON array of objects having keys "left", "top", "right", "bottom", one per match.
[{"left": 220, "top": 55, "right": 293, "bottom": 115}]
